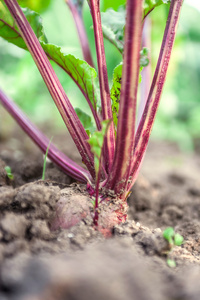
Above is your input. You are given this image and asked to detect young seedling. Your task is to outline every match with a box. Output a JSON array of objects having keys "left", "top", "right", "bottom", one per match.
[
  {"left": 42, "top": 137, "right": 53, "bottom": 181},
  {"left": 4, "top": 166, "right": 14, "bottom": 180},
  {"left": 163, "top": 227, "right": 184, "bottom": 267},
  {"left": 0, "top": 0, "right": 184, "bottom": 232}
]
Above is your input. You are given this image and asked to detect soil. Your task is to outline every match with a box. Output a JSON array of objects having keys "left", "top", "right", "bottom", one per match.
[{"left": 1, "top": 122, "right": 200, "bottom": 300}]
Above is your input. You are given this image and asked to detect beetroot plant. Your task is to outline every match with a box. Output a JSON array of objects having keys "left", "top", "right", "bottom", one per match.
[{"left": 0, "top": 0, "right": 183, "bottom": 232}]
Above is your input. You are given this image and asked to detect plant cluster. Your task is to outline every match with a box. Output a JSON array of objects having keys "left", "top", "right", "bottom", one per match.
[{"left": 0, "top": 0, "right": 183, "bottom": 229}]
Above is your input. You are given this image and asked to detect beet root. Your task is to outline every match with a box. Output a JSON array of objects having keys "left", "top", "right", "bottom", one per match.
[{"left": 50, "top": 186, "right": 128, "bottom": 237}]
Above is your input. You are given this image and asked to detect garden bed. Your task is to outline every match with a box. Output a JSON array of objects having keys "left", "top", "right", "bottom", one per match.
[{"left": 0, "top": 128, "right": 200, "bottom": 300}]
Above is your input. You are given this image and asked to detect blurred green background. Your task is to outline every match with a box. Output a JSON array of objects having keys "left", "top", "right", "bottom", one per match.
[{"left": 0, "top": 0, "right": 200, "bottom": 151}]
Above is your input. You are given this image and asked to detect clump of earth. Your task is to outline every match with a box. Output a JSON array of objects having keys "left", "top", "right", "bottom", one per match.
[{"left": 0, "top": 125, "right": 200, "bottom": 300}]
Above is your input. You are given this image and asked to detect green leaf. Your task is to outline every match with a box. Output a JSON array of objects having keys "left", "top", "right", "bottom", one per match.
[
  {"left": 167, "top": 258, "right": 176, "bottom": 268},
  {"left": 75, "top": 108, "right": 95, "bottom": 136},
  {"left": 41, "top": 43, "right": 99, "bottom": 111},
  {"left": 143, "top": 0, "right": 171, "bottom": 19},
  {"left": 0, "top": 1, "right": 47, "bottom": 49},
  {"left": 174, "top": 233, "right": 184, "bottom": 246},
  {"left": 17, "top": 0, "right": 51, "bottom": 13},
  {"left": 102, "top": 0, "right": 126, "bottom": 11},
  {"left": 0, "top": 3, "right": 98, "bottom": 111},
  {"left": 101, "top": 1, "right": 170, "bottom": 53},
  {"left": 139, "top": 47, "right": 150, "bottom": 83},
  {"left": 163, "top": 227, "right": 174, "bottom": 245},
  {"left": 101, "top": 7, "right": 125, "bottom": 54},
  {"left": 140, "top": 47, "right": 149, "bottom": 68},
  {"left": 110, "top": 63, "right": 122, "bottom": 128},
  {"left": 88, "top": 120, "right": 111, "bottom": 175},
  {"left": 4, "top": 166, "right": 14, "bottom": 180},
  {"left": 110, "top": 53, "right": 148, "bottom": 128}
]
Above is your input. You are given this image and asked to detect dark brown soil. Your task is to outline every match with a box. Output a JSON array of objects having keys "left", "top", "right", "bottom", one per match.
[{"left": 0, "top": 124, "right": 200, "bottom": 300}]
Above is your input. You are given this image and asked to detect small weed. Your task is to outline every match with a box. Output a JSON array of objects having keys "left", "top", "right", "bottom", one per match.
[
  {"left": 42, "top": 137, "right": 53, "bottom": 180},
  {"left": 163, "top": 227, "right": 184, "bottom": 267}
]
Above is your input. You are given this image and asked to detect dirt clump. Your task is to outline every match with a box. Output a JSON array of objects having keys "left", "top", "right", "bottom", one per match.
[{"left": 1, "top": 133, "right": 200, "bottom": 299}]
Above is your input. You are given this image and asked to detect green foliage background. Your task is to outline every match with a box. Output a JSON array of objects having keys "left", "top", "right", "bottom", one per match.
[
  {"left": 0, "top": 0, "right": 200, "bottom": 151},
  {"left": 151, "top": 3, "right": 200, "bottom": 151}
]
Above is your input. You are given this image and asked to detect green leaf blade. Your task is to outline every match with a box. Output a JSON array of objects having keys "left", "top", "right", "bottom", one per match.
[
  {"left": 110, "top": 63, "right": 122, "bottom": 129},
  {"left": 143, "top": 0, "right": 171, "bottom": 19},
  {"left": 41, "top": 42, "right": 99, "bottom": 111},
  {"left": 101, "top": 1, "right": 170, "bottom": 53},
  {"left": 163, "top": 227, "right": 174, "bottom": 244},
  {"left": 18, "top": 0, "right": 51, "bottom": 13},
  {"left": 102, "top": 0, "right": 126, "bottom": 11},
  {"left": 88, "top": 120, "right": 111, "bottom": 176},
  {"left": 110, "top": 52, "right": 149, "bottom": 129},
  {"left": 0, "top": 2, "right": 47, "bottom": 49},
  {"left": 4, "top": 165, "right": 14, "bottom": 180},
  {"left": 167, "top": 258, "right": 176, "bottom": 268},
  {"left": 174, "top": 233, "right": 184, "bottom": 246},
  {"left": 0, "top": 3, "right": 99, "bottom": 112},
  {"left": 101, "top": 6, "right": 125, "bottom": 53},
  {"left": 42, "top": 136, "right": 53, "bottom": 181},
  {"left": 75, "top": 108, "right": 95, "bottom": 136}
]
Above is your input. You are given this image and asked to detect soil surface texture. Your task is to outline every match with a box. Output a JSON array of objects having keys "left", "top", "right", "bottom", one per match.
[{"left": 0, "top": 124, "right": 200, "bottom": 300}]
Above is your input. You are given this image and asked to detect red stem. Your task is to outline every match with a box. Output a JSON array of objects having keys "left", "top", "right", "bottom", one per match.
[
  {"left": 93, "top": 161, "right": 101, "bottom": 226},
  {"left": 106, "top": 0, "right": 143, "bottom": 196},
  {"left": 0, "top": 89, "right": 91, "bottom": 183},
  {"left": 4, "top": 0, "right": 95, "bottom": 178},
  {"left": 89, "top": 0, "right": 115, "bottom": 172},
  {"left": 128, "top": 0, "right": 183, "bottom": 191},
  {"left": 66, "top": 0, "right": 94, "bottom": 68}
]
